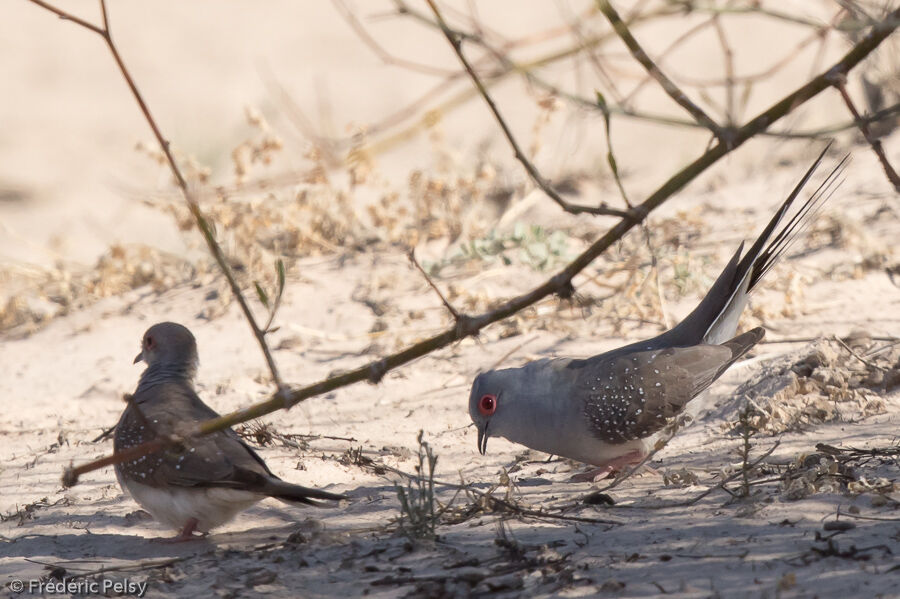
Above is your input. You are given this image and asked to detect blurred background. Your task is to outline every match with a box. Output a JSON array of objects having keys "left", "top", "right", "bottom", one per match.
[{"left": 2, "top": 0, "right": 897, "bottom": 331}]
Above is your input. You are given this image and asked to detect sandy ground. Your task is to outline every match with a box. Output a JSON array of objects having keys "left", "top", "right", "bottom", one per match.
[
  {"left": 2, "top": 155, "right": 898, "bottom": 597},
  {"left": 2, "top": 2, "right": 900, "bottom": 598}
]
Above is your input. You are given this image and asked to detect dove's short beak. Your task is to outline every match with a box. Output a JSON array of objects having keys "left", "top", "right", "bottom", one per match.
[
  {"left": 477, "top": 422, "right": 489, "bottom": 455},
  {"left": 133, "top": 351, "right": 144, "bottom": 364}
]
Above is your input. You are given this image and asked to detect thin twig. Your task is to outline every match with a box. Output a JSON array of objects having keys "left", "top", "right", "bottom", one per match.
[
  {"left": 622, "top": 15, "right": 716, "bottom": 112},
  {"left": 562, "top": 4, "right": 626, "bottom": 104},
  {"left": 424, "top": 0, "right": 635, "bottom": 220},
  {"left": 332, "top": 0, "right": 456, "bottom": 77},
  {"left": 596, "top": 89, "right": 670, "bottom": 328},
  {"left": 682, "top": 441, "right": 781, "bottom": 506},
  {"left": 832, "top": 75, "right": 900, "bottom": 192},
  {"left": 672, "top": 13, "right": 838, "bottom": 90},
  {"left": 56, "top": 5, "right": 900, "bottom": 486},
  {"left": 90, "top": 425, "right": 116, "bottom": 443},
  {"left": 836, "top": 509, "right": 900, "bottom": 522},
  {"left": 692, "top": 4, "right": 835, "bottom": 29},
  {"left": 25, "top": 557, "right": 186, "bottom": 580},
  {"left": 230, "top": 81, "right": 898, "bottom": 204},
  {"left": 712, "top": 15, "right": 736, "bottom": 124},
  {"left": 321, "top": 3, "right": 890, "bottom": 170},
  {"left": 594, "top": 415, "right": 685, "bottom": 494},
  {"left": 26, "top": 0, "right": 288, "bottom": 398},
  {"left": 760, "top": 336, "right": 824, "bottom": 344},
  {"left": 833, "top": 335, "right": 891, "bottom": 373},
  {"left": 27, "top": 0, "right": 105, "bottom": 34},
  {"left": 762, "top": 335, "right": 899, "bottom": 344},
  {"left": 592, "top": 441, "right": 786, "bottom": 510},
  {"left": 596, "top": 0, "right": 726, "bottom": 140},
  {"left": 864, "top": 338, "right": 900, "bottom": 357},
  {"left": 408, "top": 249, "right": 460, "bottom": 320},
  {"left": 375, "top": 458, "right": 623, "bottom": 526}
]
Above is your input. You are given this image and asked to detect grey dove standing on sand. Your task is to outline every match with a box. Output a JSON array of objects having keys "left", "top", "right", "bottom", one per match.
[
  {"left": 469, "top": 145, "right": 849, "bottom": 480},
  {"left": 115, "top": 322, "right": 345, "bottom": 541}
]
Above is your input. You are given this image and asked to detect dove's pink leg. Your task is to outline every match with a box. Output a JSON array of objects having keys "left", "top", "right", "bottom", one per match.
[
  {"left": 569, "top": 450, "right": 647, "bottom": 482},
  {"left": 155, "top": 518, "right": 205, "bottom": 543}
]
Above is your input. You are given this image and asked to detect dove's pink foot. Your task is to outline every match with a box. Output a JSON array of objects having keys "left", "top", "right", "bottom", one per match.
[
  {"left": 569, "top": 450, "right": 646, "bottom": 482},
  {"left": 155, "top": 518, "right": 205, "bottom": 543}
]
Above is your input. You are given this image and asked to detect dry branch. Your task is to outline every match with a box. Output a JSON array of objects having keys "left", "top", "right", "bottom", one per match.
[
  {"left": 225, "top": 5, "right": 893, "bottom": 197},
  {"left": 596, "top": 0, "right": 726, "bottom": 139},
  {"left": 832, "top": 75, "right": 900, "bottom": 192},
  {"left": 27, "top": 0, "right": 900, "bottom": 487},
  {"left": 408, "top": 249, "right": 460, "bottom": 321},
  {"left": 26, "top": 0, "right": 289, "bottom": 397},
  {"left": 332, "top": 0, "right": 455, "bottom": 77},
  {"left": 296, "top": 0, "right": 900, "bottom": 195},
  {"left": 365, "top": 2, "right": 887, "bottom": 159},
  {"left": 424, "top": 0, "right": 636, "bottom": 220}
]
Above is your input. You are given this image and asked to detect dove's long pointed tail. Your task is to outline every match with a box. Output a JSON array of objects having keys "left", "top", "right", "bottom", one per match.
[{"left": 668, "top": 144, "right": 850, "bottom": 346}]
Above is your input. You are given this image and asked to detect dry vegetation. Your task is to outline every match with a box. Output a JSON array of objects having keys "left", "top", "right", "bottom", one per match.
[{"left": 732, "top": 335, "right": 900, "bottom": 435}]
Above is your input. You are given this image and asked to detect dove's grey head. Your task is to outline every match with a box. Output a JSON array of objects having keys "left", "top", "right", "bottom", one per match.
[
  {"left": 468, "top": 360, "right": 574, "bottom": 456},
  {"left": 134, "top": 322, "right": 199, "bottom": 381},
  {"left": 468, "top": 371, "right": 500, "bottom": 455}
]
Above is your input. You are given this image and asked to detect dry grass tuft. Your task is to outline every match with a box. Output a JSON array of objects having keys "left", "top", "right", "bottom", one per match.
[
  {"left": 781, "top": 443, "right": 899, "bottom": 501},
  {"left": 0, "top": 244, "right": 194, "bottom": 335},
  {"left": 729, "top": 335, "right": 900, "bottom": 435}
]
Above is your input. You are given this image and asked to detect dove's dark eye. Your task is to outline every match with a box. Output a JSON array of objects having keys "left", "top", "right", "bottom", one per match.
[
  {"left": 478, "top": 394, "right": 497, "bottom": 416},
  {"left": 145, "top": 335, "right": 155, "bottom": 349}
]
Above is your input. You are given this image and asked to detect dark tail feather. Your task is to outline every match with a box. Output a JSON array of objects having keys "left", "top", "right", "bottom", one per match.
[
  {"left": 700, "top": 145, "right": 848, "bottom": 342},
  {"left": 747, "top": 151, "right": 850, "bottom": 291},
  {"left": 714, "top": 327, "right": 766, "bottom": 380},
  {"left": 265, "top": 479, "right": 347, "bottom": 507},
  {"left": 722, "top": 327, "right": 765, "bottom": 361},
  {"left": 733, "top": 142, "right": 834, "bottom": 295}
]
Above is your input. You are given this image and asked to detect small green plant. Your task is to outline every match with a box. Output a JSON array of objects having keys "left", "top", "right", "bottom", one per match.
[
  {"left": 396, "top": 430, "right": 439, "bottom": 540},
  {"left": 423, "top": 223, "right": 572, "bottom": 276},
  {"left": 253, "top": 258, "right": 286, "bottom": 333}
]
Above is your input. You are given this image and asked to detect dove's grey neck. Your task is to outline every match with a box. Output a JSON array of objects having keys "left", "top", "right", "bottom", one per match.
[
  {"left": 136, "top": 361, "right": 197, "bottom": 393},
  {"left": 488, "top": 360, "right": 580, "bottom": 447}
]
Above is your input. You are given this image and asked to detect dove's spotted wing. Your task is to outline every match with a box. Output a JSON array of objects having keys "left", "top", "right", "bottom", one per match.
[
  {"left": 114, "top": 381, "right": 277, "bottom": 491},
  {"left": 569, "top": 328, "right": 764, "bottom": 444}
]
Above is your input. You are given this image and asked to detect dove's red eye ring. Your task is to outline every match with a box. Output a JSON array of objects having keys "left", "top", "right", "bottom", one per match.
[
  {"left": 145, "top": 335, "right": 155, "bottom": 349},
  {"left": 478, "top": 394, "right": 497, "bottom": 416}
]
